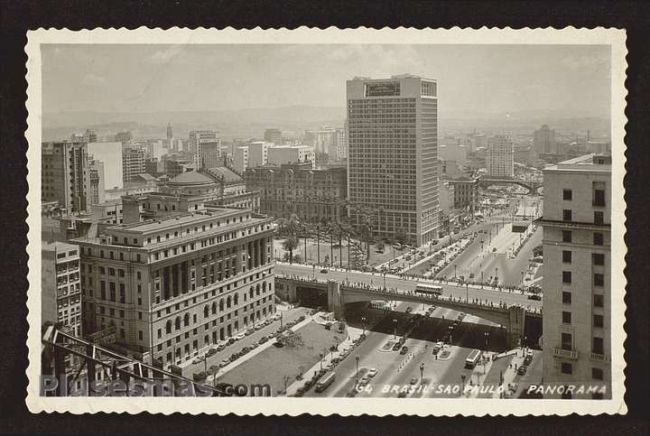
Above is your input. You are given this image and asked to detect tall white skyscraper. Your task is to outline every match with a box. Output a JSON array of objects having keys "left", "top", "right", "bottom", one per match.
[
  {"left": 346, "top": 74, "right": 438, "bottom": 246},
  {"left": 486, "top": 135, "right": 514, "bottom": 177}
]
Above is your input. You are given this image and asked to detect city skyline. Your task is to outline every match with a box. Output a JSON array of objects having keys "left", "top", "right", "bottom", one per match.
[{"left": 42, "top": 44, "right": 611, "bottom": 120}]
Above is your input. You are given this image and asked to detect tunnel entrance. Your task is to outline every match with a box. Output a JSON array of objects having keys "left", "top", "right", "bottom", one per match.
[{"left": 295, "top": 286, "right": 328, "bottom": 309}]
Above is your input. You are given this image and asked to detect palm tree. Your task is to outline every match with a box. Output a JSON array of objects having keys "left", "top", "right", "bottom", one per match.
[{"left": 283, "top": 236, "right": 299, "bottom": 264}]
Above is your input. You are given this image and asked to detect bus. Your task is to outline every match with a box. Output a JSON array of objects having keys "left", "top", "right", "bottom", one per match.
[
  {"left": 415, "top": 284, "right": 443, "bottom": 297},
  {"left": 465, "top": 349, "right": 482, "bottom": 369},
  {"left": 315, "top": 371, "right": 336, "bottom": 393}
]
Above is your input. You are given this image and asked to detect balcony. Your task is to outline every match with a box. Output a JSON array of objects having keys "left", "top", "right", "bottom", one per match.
[
  {"left": 553, "top": 347, "right": 579, "bottom": 360},
  {"left": 590, "top": 352, "right": 610, "bottom": 362}
]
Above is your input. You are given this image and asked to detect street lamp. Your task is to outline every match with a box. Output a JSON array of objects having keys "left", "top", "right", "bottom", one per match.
[
  {"left": 319, "top": 352, "right": 324, "bottom": 371},
  {"left": 393, "top": 319, "right": 398, "bottom": 339},
  {"left": 355, "top": 356, "right": 360, "bottom": 382},
  {"left": 484, "top": 331, "right": 490, "bottom": 349},
  {"left": 419, "top": 362, "right": 424, "bottom": 382},
  {"left": 454, "top": 264, "right": 457, "bottom": 279},
  {"left": 361, "top": 316, "right": 367, "bottom": 335},
  {"left": 461, "top": 374, "right": 466, "bottom": 394}
]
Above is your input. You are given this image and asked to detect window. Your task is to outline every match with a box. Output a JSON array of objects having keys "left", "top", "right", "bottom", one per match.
[
  {"left": 594, "top": 211, "right": 604, "bottom": 225},
  {"left": 562, "top": 231, "right": 572, "bottom": 243},
  {"left": 593, "top": 182, "right": 606, "bottom": 207},
  {"left": 593, "top": 314, "right": 604, "bottom": 328},
  {"left": 561, "top": 362, "right": 573, "bottom": 375},
  {"left": 562, "top": 291, "right": 572, "bottom": 304},
  {"left": 594, "top": 294, "right": 604, "bottom": 308},
  {"left": 562, "top": 271, "right": 572, "bottom": 284},
  {"left": 563, "top": 189, "right": 572, "bottom": 200},
  {"left": 593, "top": 253, "right": 605, "bottom": 266},
  {"left": 594, "top": 273, "right": 604, "bottom": 287},
  {"left": 592, "top": 367, "right": 604, "bottom": 381},
  {"left": 562, "top": 311, "right": 572, "bottom": 324},
  {"left": 594, "top": 232, "right": 604, "bottom": 246},
  {"left": 561, "top": 333, "right": 572, "bottom": 350},
  {"left": 562, "top": 250, "right": 572, "bottom": 263},
  {"left": 137, "top": 271, "right": 141, "bottom": 280},
  {"left": 562, "top": 209, "right": 572, "bottom": 222},
  {"left": 592, "top": 337, "right": 604, "bottom": 355},
  {"left": 138, "top": 331, "right": 143, "bottom": 340}
]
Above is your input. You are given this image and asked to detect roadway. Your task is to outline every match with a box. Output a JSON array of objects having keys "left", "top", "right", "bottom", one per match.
[
  {"left": 437, "top": 225, "right": 543, "bottom": 287},
  {"left": 304, "top": 302, "right": 503, "bottom": 398},
  {"left": 275, "top": 263, "right": 542, "bottom": 311}
]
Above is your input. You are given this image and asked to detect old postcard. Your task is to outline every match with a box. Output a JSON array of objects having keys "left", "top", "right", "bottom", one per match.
[{"left": 25, "top": 27, "right": 627, "bottom": 415}]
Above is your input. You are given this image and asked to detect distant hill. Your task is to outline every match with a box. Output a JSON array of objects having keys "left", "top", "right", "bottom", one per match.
[{"left": 42, "top": 106, "right": 610, "bottom": 141}]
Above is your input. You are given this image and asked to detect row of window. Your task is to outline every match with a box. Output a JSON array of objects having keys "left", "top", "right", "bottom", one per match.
[
  {"left": 561, "top": 310, "right": 605, "bottom": 328},
  {"left": 561, "top": 230, "right": 605, "bottom": 245},
  {"left": 561, "top": 271, "right": 605, "bottom": 287},
  {"left": 561, "top": 250, "right": 605, "bottom": 265},
  {"left": 561, "top": 291, "right": 605, "bottom": 308}
]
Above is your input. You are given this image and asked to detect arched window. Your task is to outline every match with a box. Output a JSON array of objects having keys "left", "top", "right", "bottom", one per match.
[
  {"left": 212, "top": 302, "right": 217, "bottom": 314},
  {"left": 249, "top": 287, "right": 254, "bottom": 298},
  {"left": 184, "top": 313, "right": 190, "bottom": 327},
  {"left": 262, "top": 282, "right": 267, "bottom": 292},
  {"left": 256, "top": 284, "right": 261, "bottom": 296},
  {"left": 175, "top": 316, "right": 181, "bottom": 330},
  {"left": 226, "top": 296, "right": 231, "bottom": 308},
  {"left": 165, "top": 320, "right": 172, "bottom": 334},
  {"left": 234, "top": 294, "right": 239, "bottom": 305},
  {"left": 219, "top": 299, "right": 224, "bottom": 311},
  {"left": 204, "top": 305, "right": 209, "bottom": 318}
]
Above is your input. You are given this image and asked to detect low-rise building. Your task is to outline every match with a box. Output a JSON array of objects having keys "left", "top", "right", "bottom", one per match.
[
  {"left": 245, "top": 163, "right": 346, "bottom": 224},
  {"left": 267, "top": 145, "right": 315, "bottom": 169}
]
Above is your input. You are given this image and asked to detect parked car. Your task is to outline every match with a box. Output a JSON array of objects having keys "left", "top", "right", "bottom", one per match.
[
  {"left": 227, "top": 338, "right": 236, "bottom": 345},
  {"left": 367, "top": 368, "right": 378, "bottom": 378},
  {"left": 235, "top": 333, "right": 246, "bottom": 340},
  {"left": 245, "top": 328, "right": 255, "bottom": 336},
  {"left": 258, "top": 336, "right": 269, "bottom": 344},
  {"left": 392, "top": 343, "right": 402, "bottom": 352},
  {"left": 517, "top": 365, "right": 527, "bottom": 375},
  {"left": 432, "top": 342, "right": 444, "bottom": 354},
  {"left": 273, "top": 341, "right": 284, "bottom": 348},
  {"left": 400, "top": 346, "right": 409, "bottom": 355},
  {"left": 216, "top": 344, "right": 226, "bottom": 352},
  {"left": 220, "top": 359, "right": 230, "bottom": 367},
  {"left": 320, "top": 269, "right": 328, "bottom": 273},
  {"left": 528, "top": 294, "right": 542, "bottom": 301}
]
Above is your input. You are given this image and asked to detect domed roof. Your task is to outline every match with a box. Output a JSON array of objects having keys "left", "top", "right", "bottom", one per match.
[{"left": 168, "top": 171, "right": 215, "bottom": 186}]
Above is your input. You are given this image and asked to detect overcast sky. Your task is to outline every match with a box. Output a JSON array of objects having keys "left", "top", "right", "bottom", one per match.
[{"left": 42, "top": 44, "right": 611, "bottom": 117}]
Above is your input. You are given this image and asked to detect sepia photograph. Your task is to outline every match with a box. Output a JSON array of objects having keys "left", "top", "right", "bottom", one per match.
[{"left": 24, "top": 27, "right": 627, "bottom": 416}]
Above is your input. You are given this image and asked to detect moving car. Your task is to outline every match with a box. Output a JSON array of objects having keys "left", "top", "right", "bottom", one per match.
[
  {"left": 320, "top": 269, "right": 328, "bottom": 273},
  {"left": 367, "top": 368, "right": 378, "bottom": 378},
  {"left": 528, "top": 294, "right": 542, "bottom": 301},
  {"left": 235, "top": 333, "right": 246, "bottom": 340},
  {"left": 517, "top": 365, "right": 527, "bottom": 375},
  {"left": 432, "top": 342, "right": 444, "bottom": 354}
]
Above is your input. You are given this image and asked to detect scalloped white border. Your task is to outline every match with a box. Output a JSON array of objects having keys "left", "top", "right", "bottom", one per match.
[{"left": 25, "top": 27, "right": 628, "bottom": 416}]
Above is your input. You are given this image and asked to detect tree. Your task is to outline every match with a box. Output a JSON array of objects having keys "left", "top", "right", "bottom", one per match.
[{"left": 283, "top": 236, "right": 299, "bottom": 264}]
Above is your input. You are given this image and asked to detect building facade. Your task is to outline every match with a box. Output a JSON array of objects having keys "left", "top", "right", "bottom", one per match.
[
  {"left": 533, "top": 124, "right": 557, "bottom": 156},
  {"left": 264, "top": 128, "right": 283, "bottom": 145},
  {"left": 42, "top": 242, "right": 82, "bottom": 337},
  {"left": 346, "top": 74, "right": 438, "bottom": 246},
  {"left": 88, "top": 159, "right": 106, "bottom": 205},
  {"left": 540, "top": 154, "right": 611, "bottom": 398},
  {"left": 245, "top": 163, "right": 347, "bottom": 223},
  {"left": 87, "top": 141, "right": 124, "bottom": 190},
  {"left": 122, "top": 146, "right": 147, "bottom": 184},
  {"left": 42, "top": 141, "right": 92, "bottom": 213},
  {"left": 486, "top": 135, "right": 514, "bottom": 177},
  {"left": 76, "top": 209, "right": 276, "bottom": 367},
  {"left": 248, "top": 141, "right": 270, "bottom": 168},
  {"left": 233, "top": 147, "right": 249, "bottom": 174},
  {"left": 267, "top": 145, "right": 315, "bottom": 169}
]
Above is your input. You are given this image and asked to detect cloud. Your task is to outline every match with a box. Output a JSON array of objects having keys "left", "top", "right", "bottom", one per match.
[{"left": 81, "top": 73, "right": 106, "bottom": 86}]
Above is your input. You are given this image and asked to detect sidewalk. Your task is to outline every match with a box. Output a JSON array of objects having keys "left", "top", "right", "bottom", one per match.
[{"left": 285, "top": 326, "right": 364, "bottom": 396}]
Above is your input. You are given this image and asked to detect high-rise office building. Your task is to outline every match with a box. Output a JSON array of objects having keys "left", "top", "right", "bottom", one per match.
[
  {"left": 486, "top": 135, "right": 514, "bottom": 177},
  {"left": 540, "top": 154, "right": 611, "bottom": 399},
  {"left": 76, "top": 208, "right": 276, "bottom": 367},
  {"left": 122, "top": 146, "right": 147, "bottom": 184},
  {"left": 87, "top": 141, "right": 124, "bottom": 190},
  {"left": 534, "top": 124, "right": 557, "bottom": 156},
  {"left": 189, "top": 130, "right": 220, "bottom": 168},
  {"left": 263, "top": 128, "right": 283, "bottom": 145},
  {"left": 42, "top": 241, "right": 82, "bottom": 338},
  {"left": 42, "top": 141, "right": 92, "bottom": 213},
  {"left": 88, "top": 159, "right": 105, "bottom": 205},
  {"left": 248, "top": 141, "right": 270, "bottom": 168},
  {"left": 346, "top": 74, "right": 438, "bottom": 246},
  {"left": 166, "top": 122, "right": 173, "bottom": 142}
]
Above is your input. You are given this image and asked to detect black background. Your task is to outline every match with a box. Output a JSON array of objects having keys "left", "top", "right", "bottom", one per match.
[{"left": 1, "top": 1, "right": 648, "bottom": 434}]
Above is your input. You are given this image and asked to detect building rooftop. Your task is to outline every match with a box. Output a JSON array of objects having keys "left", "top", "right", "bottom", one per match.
[
  {"left": 168, "top": 171, "right": 215, "bottom": 186},
  {"left": 43, "top": 241, "right": 78, "bottom": 252},
  {"left": 115, "top": 209, "right": 242, "bottom": 233},
  {"left": 205, "top": 167, "right": 243, "bottom": 184},
  {"left": 546, "top": 153, "right": 612, "bottom": 173}
]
